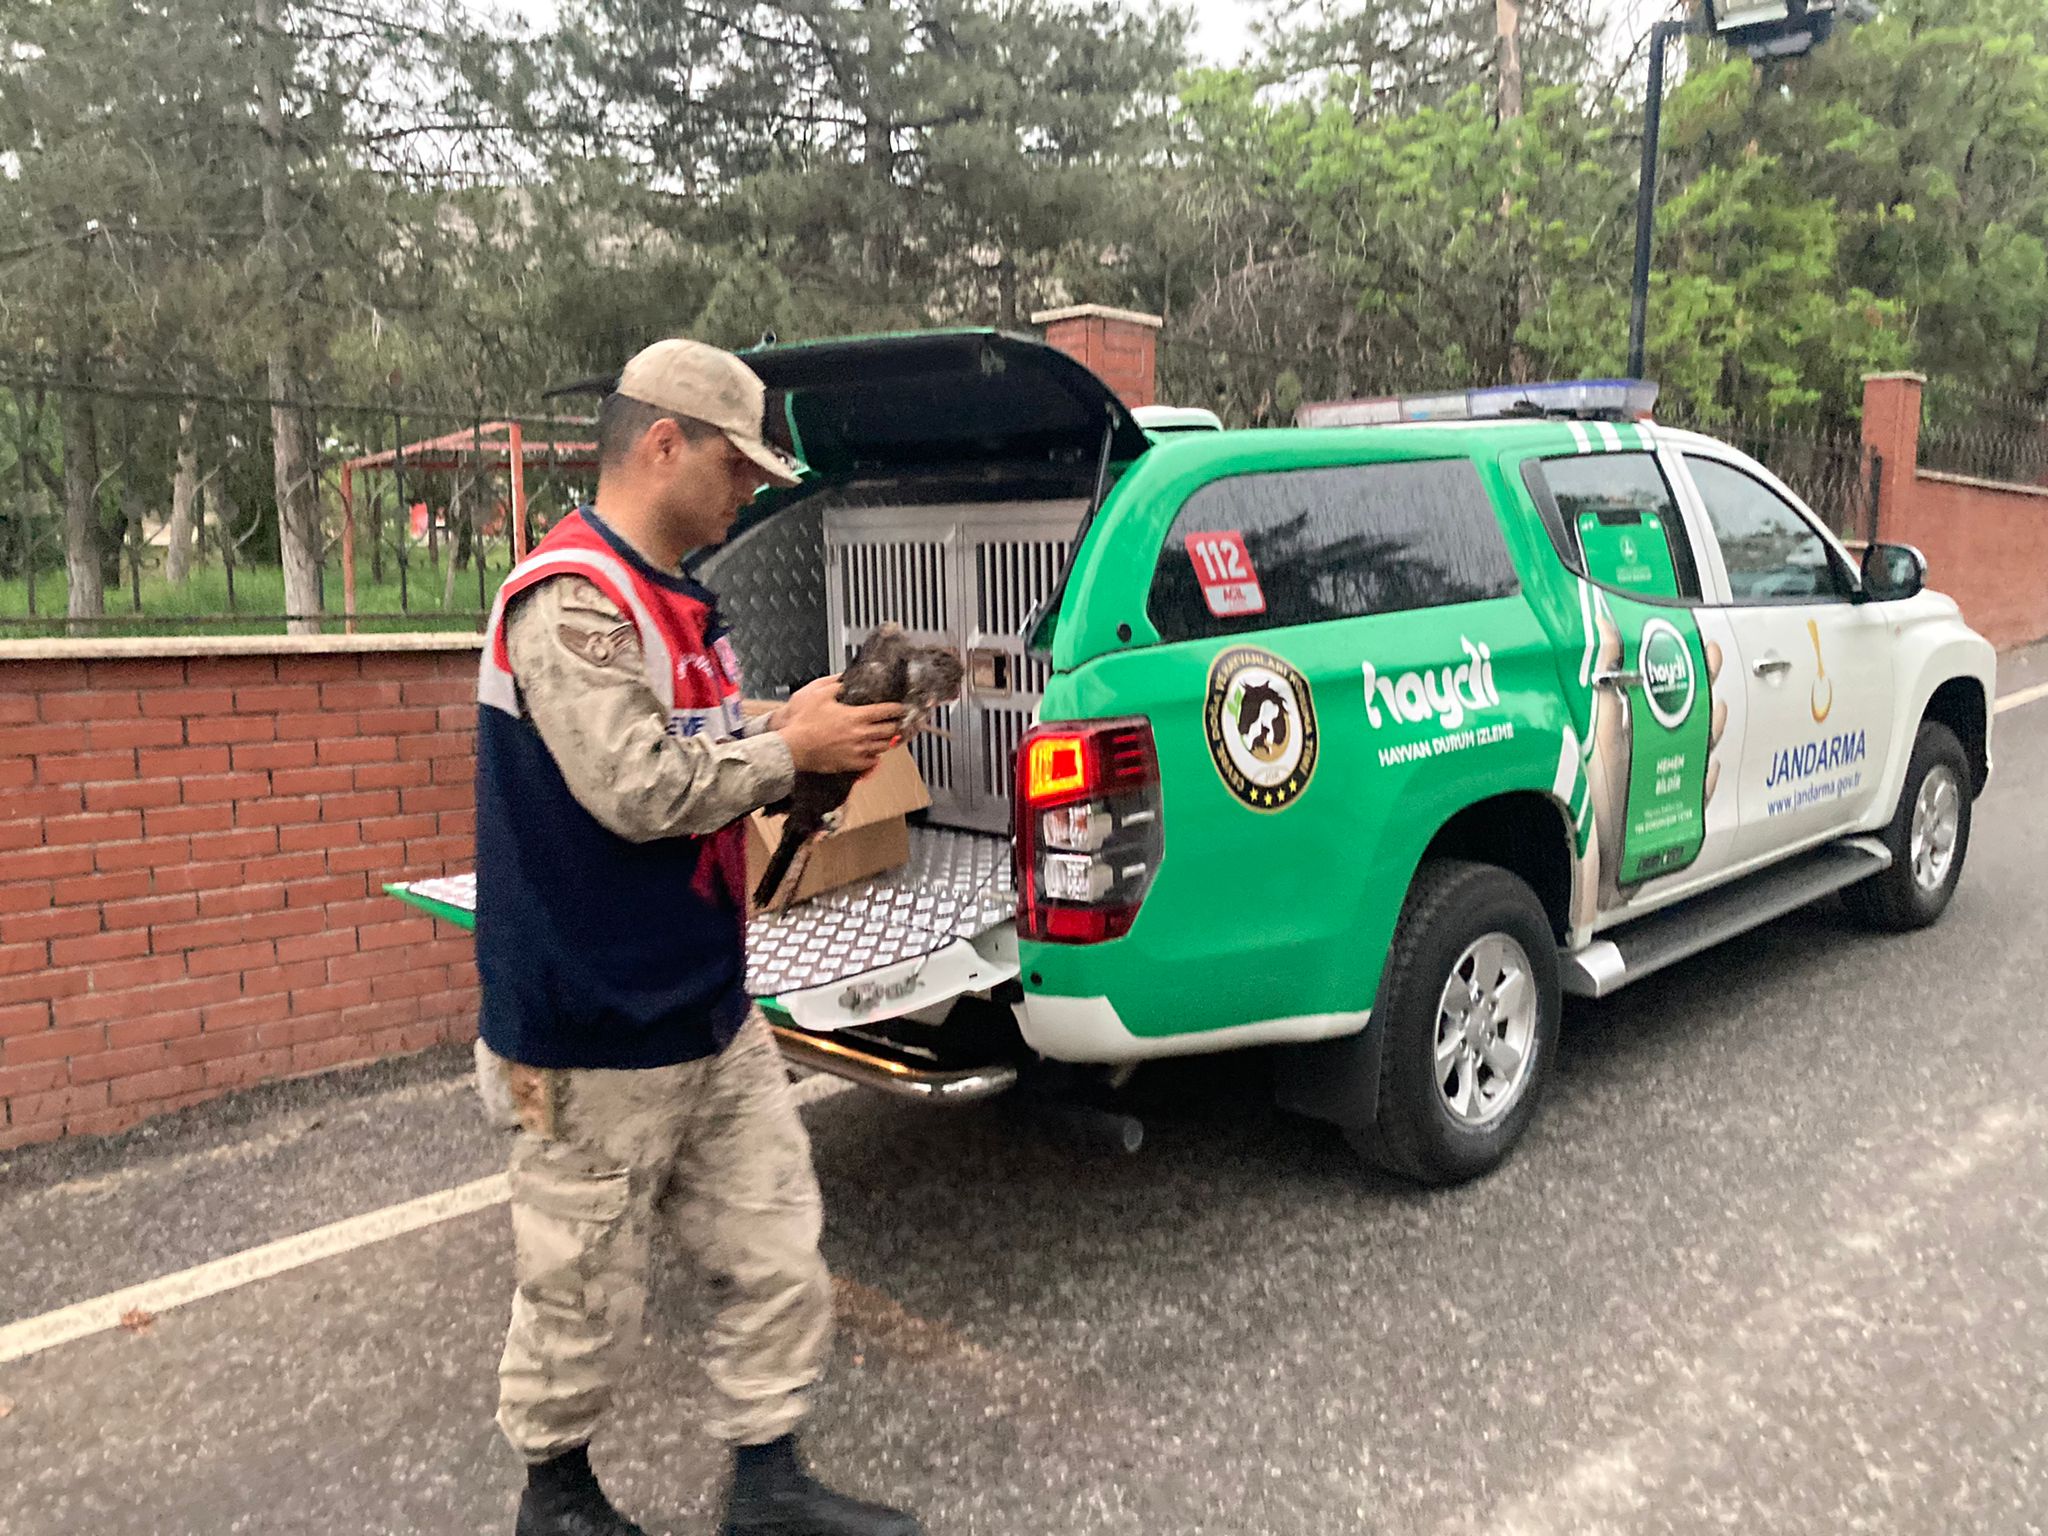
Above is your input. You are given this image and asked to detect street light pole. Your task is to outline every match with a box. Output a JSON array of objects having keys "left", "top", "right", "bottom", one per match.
[{"left": 1626, "top": 18, "right": 1688, "bottom": 381}]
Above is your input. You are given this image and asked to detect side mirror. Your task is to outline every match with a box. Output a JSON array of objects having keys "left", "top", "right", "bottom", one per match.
[{"left": 1861, "top": 542, "right": 1926, "bottom": 602}]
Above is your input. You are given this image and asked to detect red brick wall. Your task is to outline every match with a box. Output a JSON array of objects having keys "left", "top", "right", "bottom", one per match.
[
  {"left": 0, "top": 639, "right": 482, "bottom": 1150},
  {"left": 1034, "top": 305, "right": 1161, "bottom": 410},
  {"left": 1862, "top": 372, "right": 2048, "bottom": 652},
  {"left": 1886, "top": 475, "right": 2048, "bottom": 652}
]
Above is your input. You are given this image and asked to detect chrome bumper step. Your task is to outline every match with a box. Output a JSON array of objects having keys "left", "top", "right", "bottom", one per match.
[{"left": 769, "top": 1024, "right": 1019, "bottom": 1104}]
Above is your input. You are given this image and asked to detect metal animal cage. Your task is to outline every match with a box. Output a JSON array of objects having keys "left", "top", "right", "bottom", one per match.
[{"left": 700, "top": 492, "right": 1084, "bottom": 834}]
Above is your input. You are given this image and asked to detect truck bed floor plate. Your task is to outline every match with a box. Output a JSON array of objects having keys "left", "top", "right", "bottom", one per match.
[
  {"left": 388, "top": 828, "right": 1015, "bottom": 1002},
  {"left": 747, "top": 827, "right": 1014, "bottom": 998}
]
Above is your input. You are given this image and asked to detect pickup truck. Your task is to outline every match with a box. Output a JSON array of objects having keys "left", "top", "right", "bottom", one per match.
[{"left": 395, "top": 332, "right": 1995, "bottom": 1184}]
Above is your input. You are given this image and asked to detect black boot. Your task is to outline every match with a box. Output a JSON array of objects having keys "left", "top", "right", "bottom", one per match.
[
  {"left": 515, "top": 1445, "right": 649, "bottom": 1536},
  {"left": 719, "top": 1436, "right": 922, "bottom": 1536}
]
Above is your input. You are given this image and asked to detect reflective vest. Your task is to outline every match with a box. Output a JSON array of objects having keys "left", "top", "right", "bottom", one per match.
[{"left": 475, "top": 509, "right": 751, "bottom": 1069}]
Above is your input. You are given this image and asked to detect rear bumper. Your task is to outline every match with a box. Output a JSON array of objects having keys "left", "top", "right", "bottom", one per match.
[{"left": 1015, "top": 992, "right": 1372, "bottom": 1064}]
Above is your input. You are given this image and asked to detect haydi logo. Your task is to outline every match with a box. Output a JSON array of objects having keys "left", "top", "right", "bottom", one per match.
[
  {"left": 1637, "top": 620, "right": 1696, "bottom": 730},
  {"left": 1361, "top": 638, "right": 1500, "bottom": 732}
]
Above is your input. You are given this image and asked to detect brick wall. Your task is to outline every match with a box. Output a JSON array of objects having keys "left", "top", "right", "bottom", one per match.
[
  {"left": 0, "top": 637, "right": 483, "bottom": 1150},
  {"left": 1862, "top": 373, "right": 2048, "bottom": 653},
  {"left": 1888, "top": 473, "right": 2048, "bottom": 651},
  {"left": 1033, "top": 304, "right": 1162, "bottom": 410}
]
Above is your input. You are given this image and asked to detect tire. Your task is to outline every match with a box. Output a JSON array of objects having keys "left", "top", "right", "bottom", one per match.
[
  {"left": 1348, "top": 859, "right": 1562, "bottom": 1186},
  {"left": 1841, "top": 721, "right": 1973, "bottom": 932}
]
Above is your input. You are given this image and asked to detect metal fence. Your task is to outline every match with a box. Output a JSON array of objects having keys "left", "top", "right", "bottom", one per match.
[
  {"left": 1156, "top": 334, "right": 1510, "bottom": 431},
  {"left": 1, "top": 373, "right": 597, "bottom": 638},
  {"left": 1917, "top": 383, "right": 2048, "bottom": 488},
  {"left": 7, "top": 355, "right": 2000, "bottom": 640},
  {"left": 1678, "top": 416, "right": 1881, "bottom": 544},
  {"left": 1152, "top": 339, "right": 1884, "bottom": 544}
]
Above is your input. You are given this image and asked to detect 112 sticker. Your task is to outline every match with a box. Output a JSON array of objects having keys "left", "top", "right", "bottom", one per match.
[{"left": 1185, "top": 531, "right": 1267, "bottom": 618}]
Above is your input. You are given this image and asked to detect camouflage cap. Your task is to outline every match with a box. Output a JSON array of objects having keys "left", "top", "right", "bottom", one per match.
[{"left": 616, "top": 338, "right": 805, "bottom": 488}]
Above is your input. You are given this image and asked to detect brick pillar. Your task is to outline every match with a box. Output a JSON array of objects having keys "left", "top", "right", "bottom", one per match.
[
  {"left": 1861, "top": 372, "right": 1925, "bottom": 543},
  {"left": 1031, "top": 305, "right": 1163, "bottom": 409}
]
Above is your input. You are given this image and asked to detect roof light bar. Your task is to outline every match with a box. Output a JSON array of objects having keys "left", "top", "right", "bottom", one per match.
[{"left": 1296, "top": 379, "right": 1660, "bottom": 429}]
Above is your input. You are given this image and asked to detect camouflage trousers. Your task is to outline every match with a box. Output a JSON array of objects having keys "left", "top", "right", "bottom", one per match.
[{"left": 475, "top": 1012, "right": 832, "bottom": 1462}]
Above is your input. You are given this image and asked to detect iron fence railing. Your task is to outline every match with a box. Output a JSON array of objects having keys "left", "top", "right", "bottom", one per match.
[
  {"left": 1684, "top": 418, "right": 1880, "bottom": 544},
  {"left": 1917, "top": 383, "right": 2048, "bottom": 488},
  {"left": 9, "top": 357, "right": 2030, "bottom": 639},
  {"left": 1, "top": 372, "right": 596, "bottom": 638}
]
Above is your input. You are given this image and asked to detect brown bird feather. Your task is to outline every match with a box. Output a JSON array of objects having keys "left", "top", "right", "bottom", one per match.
[{"left": 753, "top": 624, "right": 964, "bottom": 910}]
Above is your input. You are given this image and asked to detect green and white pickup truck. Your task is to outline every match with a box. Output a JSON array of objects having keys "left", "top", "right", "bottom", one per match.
[{"left": 394, "top": 333, "right": 1995, "bottom": 1184}]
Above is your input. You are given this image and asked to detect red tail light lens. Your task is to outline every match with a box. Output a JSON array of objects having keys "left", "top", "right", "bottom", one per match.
[
  {"left": 1015, "top": 718, "right": 1163, "bottom": 944},
  {"left": 1025, "top": 735, "right": 1090, "bottom": 805}
]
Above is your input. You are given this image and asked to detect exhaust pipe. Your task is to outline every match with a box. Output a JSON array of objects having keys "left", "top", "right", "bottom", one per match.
[{"left": 1028, "top": 1100, "right": 1144, "bottom": 1155}]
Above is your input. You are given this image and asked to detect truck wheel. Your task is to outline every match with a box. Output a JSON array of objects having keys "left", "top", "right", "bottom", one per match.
[
  {"left": 1350, "top": 859, "right": 1561, "bottom": 1186},
  {"left": 1842, "top": 721, "right": 1972, "bottom": 933}
]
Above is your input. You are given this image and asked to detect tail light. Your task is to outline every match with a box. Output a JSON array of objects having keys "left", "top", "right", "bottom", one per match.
[{"left": 1015, "top": 718, "right": 1163, "bottom": 943}]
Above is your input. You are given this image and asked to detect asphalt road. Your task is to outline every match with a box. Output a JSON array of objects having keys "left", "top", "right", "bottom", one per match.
[{"left": 2, "top": 686, "right": 2044, "bottom": 1536}]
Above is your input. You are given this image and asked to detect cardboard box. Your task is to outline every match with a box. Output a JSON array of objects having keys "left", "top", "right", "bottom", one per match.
[{"left": 741, "top": 703, "right": 931, "bottom": 910}]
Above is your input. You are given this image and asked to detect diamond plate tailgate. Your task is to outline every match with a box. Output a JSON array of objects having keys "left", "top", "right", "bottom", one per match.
[{"left": 389, "top": 827, "right": 1017, "bottom": 1024}]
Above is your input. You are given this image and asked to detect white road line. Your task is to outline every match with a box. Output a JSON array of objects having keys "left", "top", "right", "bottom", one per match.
[
  {"left": 0, "top": 1174, "right": 510, "bottom": 1365},
  {"left": 1996, "top": 680, "right": 2048, "bottom": 715},
  {"left": 0, "top": 1072, "right": 860, "bottom": 1366}
]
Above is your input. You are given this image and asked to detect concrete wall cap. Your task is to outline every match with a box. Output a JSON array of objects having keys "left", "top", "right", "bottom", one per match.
[
  {"left": 1030, "top": 304, "right": 1165, "bottom": 330},
  {"left": 1862, "top": 371, "right": 1929, "bottom": 384},
  {"left": 0, "top": 633, "right": 485, "bottom": 662}
]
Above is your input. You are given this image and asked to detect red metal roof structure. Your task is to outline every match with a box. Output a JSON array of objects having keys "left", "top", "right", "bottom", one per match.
[{"left": 337, "top": 419, "right": 597, "bottom": 633}]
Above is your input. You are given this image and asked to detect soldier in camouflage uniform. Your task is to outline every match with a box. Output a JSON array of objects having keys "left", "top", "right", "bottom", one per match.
[{"left": 473, "top": 339, "right": 922, "bottom": 1536}]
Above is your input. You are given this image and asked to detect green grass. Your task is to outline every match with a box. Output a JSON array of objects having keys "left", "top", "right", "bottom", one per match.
[{"left": 0, "top": 551, "right": 518, "bottom": 638}]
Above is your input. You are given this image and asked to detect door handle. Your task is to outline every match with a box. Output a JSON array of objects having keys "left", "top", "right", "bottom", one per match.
[
  {"left": 1752, "top": 654, "right": 1794, "bottom": 678},
  {"left": 1592, "top": 667, "right": 1641, "bottom": 690},
  {"left": 966, "top": 647, "right": 1012, "bottom": 696}
]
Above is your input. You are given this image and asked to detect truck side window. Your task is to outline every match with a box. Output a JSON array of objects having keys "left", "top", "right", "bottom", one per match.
[
  {"left": 1683, "top": 456, "right": 1853, "bottom": 605},
  {"left": 1527, "top": 453, "right": 1702, "bottom": 602},
  {"left": 1148, "top": 460, "right": 1520, "bottom": 642}
]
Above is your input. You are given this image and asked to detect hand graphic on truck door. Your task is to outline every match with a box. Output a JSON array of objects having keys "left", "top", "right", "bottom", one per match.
[{"left": 1586, "top": 600, "right": 1727, "bottom": 912}]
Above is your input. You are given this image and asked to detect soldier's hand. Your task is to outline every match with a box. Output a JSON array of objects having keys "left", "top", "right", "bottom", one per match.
[
  {"left": 777, "top": 679, "right": 905, "bottom": 774},
  {"left": 769, "top": 674, "right": 845, "bottom": 732}
]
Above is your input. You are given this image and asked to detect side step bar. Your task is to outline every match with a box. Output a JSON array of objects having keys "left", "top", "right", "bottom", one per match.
[
  {"left": 1561, "top": 837, "right": 1892, "bottom": 999},
  {"left": 769, "top": 1024, "right": 1020, "bottom": 1104}
]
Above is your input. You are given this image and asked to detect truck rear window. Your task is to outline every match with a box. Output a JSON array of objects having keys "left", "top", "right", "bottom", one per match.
[{"left": 1148, "top": 459, "right": 1520, "bottom": 642}]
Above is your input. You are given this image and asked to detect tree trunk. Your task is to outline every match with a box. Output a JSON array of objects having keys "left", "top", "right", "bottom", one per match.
[
  {"left": 121, "top": 473, "right": 146, "bottom": 613},
  {"left": 59, "top": 388, "right": 104, "bottom": 633},
  {"left": 255, "top": 0, "right": 323, "bottom": 634},
  {"left": 860, "top": 0, "right": 895, "bottom": 286},
  {"left": 167, "top": 396, "right": 201, "bottom": 584},
  {"left": 203, "top": 478, "right": 226, "bottom": 546},
  {"left": 209, "top": 477, "right": 245, "bottom": 611},
  {"left": 442, "top": 481, "right": 464, "bottom": 610},
  {"left": 1495, "top": 0, "right": 1524, "bottom": 123},
  {"left": 996, "top": 257, "right": 1021, "bottom": 331},
  {"left": 269, "top": 355, "right": 325, "bottom": 633}
]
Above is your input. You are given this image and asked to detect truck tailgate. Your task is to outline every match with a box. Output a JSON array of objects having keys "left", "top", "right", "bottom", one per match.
[
  {"left": 389, "top": 826, "right": 1017, "bottom": 1033},
  {"left": 748, "top": 827, "right": 1017, "bottom": 1030}
]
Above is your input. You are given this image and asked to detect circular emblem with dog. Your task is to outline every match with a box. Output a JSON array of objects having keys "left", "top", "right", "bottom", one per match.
[{"left": 1204, "top": 647, "right": 1318, "bottom": 811}]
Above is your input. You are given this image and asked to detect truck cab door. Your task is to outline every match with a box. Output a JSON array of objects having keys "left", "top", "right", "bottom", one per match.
[
  {"left": 1672, "top": 451, "right": 1894, "bottom": 865},
  {"left": 1520, "top": 448, "right": 1746, "bottom": 922}
]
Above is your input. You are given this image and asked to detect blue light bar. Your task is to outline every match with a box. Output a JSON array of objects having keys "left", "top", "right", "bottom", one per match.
[
  {"left": 1466, "top": 379, "right": 1661, "bottom": 420},
  {"left": 1295, "top": 379, "right": 1659, "bottom": 428}
]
